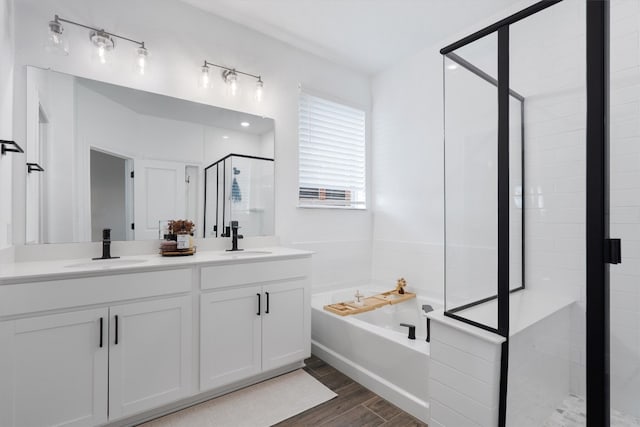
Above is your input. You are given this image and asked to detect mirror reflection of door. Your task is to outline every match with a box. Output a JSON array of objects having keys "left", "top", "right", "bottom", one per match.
[
  {"left": 133, "top": 159, "right": 197, "bottom": 240},
  {"left": 90, "top": 149, "right": 133, "bottom": 242}
]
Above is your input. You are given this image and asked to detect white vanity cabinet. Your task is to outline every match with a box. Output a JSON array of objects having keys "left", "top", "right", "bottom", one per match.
[
  {"left": 0, "top": 249, "right": 312, "bottom": 427},
  {"left": 108, "top": 296, "right": 192, "bottom": 419},
  {"left": 0, "top": 269, "right": 193, "bottom": 427},
  {"left": 199, "top": 258, "right": 311, "bottom": 391},
  {"left": 200, "top": 286, "right": 263, "bottom": 389},
  {"left": 0, "top": 308, "right": 109, "bottom": 427},
  {"left": 261, "top": 280, "right": 308, "bottom": 371}
]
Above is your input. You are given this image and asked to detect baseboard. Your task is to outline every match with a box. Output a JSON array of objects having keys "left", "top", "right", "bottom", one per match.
[{"left": 312, "top": 341, "right": 430, "bottom": 423}]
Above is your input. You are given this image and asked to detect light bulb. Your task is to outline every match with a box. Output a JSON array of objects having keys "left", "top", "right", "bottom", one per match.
[
  {"left": 255, "top": 78, "right": 264, "bottom": 102},
  {"left": 90, "top": 30, "right": 114, "bottom": 65},
  {"left": 223, "top": 69, "right": 238, "bottom": 96},
  {"left": 135, "top": 46, "right": 149, "bottom": 75},
  {"left": 45, "top": 18, "right": 69, "bottom": 55},
  {"left": 98, "top": 45, "right": 106, "bottom": 63},
  {"left": 199, "top": 65, "right": 211, "bottom": 89},
  {"left": 228, "top": 73, "right": 238, "bottom": 96}
]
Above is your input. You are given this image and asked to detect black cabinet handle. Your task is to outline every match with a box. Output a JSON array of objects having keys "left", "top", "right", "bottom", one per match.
[
  {"left": 99, "top": 317, "right": 103, "bottom": 348},
  {"left": 265, "top": 292, "right": 270, "bottom": 314},
  {"left": 256, "top": 293, "right": 261, "bottom": 316},
  {"left": 114, "top": 315, "right": 119, "bottom": 345}
]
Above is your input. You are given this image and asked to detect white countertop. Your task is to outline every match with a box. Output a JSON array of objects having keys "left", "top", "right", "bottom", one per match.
[{"left": 0, "top": 246, "right": 312, "bottom": 285}]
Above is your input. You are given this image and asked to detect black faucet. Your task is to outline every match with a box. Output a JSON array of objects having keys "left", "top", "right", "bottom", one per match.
[
  {"left": 93, "top": 228, "right": 120, "bottom": 260},
  {"left": 225, "top": 221, "right": 243, "bottom": 252},
  {"left": 422, "top": 304, "right": 434, "bottom": 343},
  {"left": 400, "top": 323, "right": 416, "bottom": 340}
]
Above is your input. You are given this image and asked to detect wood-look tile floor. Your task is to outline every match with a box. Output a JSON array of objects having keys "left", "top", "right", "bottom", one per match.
[{"left": 275, "top": 355, "right": 428, "bottom": 427}]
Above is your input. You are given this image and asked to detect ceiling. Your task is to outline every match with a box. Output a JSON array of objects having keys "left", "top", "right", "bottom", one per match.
[{"left": 179, "top": 0, "right": 518, "bottom": 74}]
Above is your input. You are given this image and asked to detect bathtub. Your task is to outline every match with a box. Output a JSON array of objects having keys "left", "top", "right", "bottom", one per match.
[{"left": 311, "top": 286, "right": 439, "bottom": 423}]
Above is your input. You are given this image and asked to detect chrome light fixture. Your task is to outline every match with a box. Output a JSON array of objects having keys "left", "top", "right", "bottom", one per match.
[
  {"left": 199, "top": 60, "right": 264, "bottom": 101},
  {"left": 135, "top": 46, "right": 149, "bottom": 75},
  {"left": 45, "top": 16, "right": 69, "bottom": 55},
  {"left": 199, "top": 63, "right": 211, "bottom": 88},
  {"left": 222, "top": 69, "right": 239, "bottom": 96},
  {"left": 89, "top": 29, "right": 115, "bottom": 64},
  {"left": 46, "top": 14, "right": 149, "bottom": 72},
  {"left": 255, "top": 77, "right": 264, "bottom": 102}
]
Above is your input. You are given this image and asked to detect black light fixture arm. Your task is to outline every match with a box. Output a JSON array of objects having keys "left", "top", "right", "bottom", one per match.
[
  {"left": 202, "top": 60, "right": 262, "bottom": 81},
  {"left": 53, "top": 14, "right": 145, "bottom": 48}
]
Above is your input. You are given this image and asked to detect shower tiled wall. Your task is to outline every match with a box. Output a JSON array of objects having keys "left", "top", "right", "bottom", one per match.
[
  {"left": 510, "top": 0, "right": 587, "bottom": 398},
  {"left": 610, "top": 0, "right": 640, "bottom": 418}
]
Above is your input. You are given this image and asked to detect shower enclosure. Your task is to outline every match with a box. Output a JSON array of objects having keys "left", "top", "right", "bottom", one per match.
[
  {"left": 203, "top": 154, "right": 275, "bottom": 238},
  {"left": 441, "top": 0, "right": 639, "bottom": 426}
]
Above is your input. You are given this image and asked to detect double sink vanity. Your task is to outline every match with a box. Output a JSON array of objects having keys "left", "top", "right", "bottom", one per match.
[
  {"left": 0, "top": 247, "right": 312, "bottom": 427},
  {"left": 2, "top": 62, "right": 299, "bottom": 426}
]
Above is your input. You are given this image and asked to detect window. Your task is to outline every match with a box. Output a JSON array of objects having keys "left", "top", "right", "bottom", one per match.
[{"left": 298, "top": 92, "right": 366, "bottom": 209}]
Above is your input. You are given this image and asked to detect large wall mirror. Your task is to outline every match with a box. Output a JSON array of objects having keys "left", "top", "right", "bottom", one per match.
[{"left": 24, "top": 66, "right": 275, "bottom": 244}]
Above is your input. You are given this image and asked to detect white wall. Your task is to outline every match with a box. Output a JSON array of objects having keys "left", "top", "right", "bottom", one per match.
[
  {"left": 0, "top": 0, "right": 14, "bottom": 253},
  {"left": 11, "top": 0, "right": 372, "bottom": 289},
  {"left": 371, "top": 1, "right": 537, "bottom": 301},
  {"left": 371, "top": 47, "right": 445, "bottom": 300}
]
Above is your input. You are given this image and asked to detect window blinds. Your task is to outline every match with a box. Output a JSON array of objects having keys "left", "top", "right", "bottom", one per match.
[{"left": 298, "top": 92, "right": 366, "bottom": 208}]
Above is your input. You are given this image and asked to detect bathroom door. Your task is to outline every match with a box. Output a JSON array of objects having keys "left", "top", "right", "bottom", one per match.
[{"left": 133, "top": 159, "right": 187, "bottom": 240}]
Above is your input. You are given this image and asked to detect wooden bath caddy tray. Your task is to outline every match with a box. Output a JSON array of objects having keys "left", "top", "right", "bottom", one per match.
[
  {"left": 160, "top": 248, "right": 196, "bottom": 257},
  {"left": 324, "top": 290, "right": 416, "bottom": 316}
]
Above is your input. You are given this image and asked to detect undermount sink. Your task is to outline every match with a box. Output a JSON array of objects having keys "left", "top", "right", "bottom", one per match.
[
  {"left": 221, "top": 250, "right": 272, "bottom": 256},
  {"left": 65, "top": 258, "right": 148, "bottom": 269}
]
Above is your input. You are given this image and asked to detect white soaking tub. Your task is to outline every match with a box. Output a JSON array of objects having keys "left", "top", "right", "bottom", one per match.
[{"left": 311, "top": 286, "right": 439, "bottom": 423}]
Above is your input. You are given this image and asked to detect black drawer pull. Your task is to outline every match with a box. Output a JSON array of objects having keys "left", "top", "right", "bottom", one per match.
[
  {"left": 114, "top": 315, "right": 119, "bottom": 345},
  {"left": 256, "top": 293, "right": 261, "bottom": 316},
  {"left": 99, "top": 317, "right": 103, "bottom": 348},
  {"left": 265, "top": 292, "right": 270, "bottom": 314}
]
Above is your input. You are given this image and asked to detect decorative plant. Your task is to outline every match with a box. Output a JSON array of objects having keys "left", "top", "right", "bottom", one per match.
[{"left": 168, "top": 219, "right": 195, "bottom": 235}]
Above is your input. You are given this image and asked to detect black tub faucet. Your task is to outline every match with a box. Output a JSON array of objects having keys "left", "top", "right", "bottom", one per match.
[
  {"left": 400, "top": 323, "right": 416, "bottom": 340},
  {"left": 93, "top": 228, "right": 120, "bottom": 260},
  {"left": 225, "top": 221, "right": 243, "bottom": 252},
  {"left": 422, "top": 304, "right": 434, "bottom": 343}
]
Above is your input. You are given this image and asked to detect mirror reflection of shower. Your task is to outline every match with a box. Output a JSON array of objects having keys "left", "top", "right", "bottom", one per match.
[{"left": 204, "top": 154, "right": 275, "bottom": 238}]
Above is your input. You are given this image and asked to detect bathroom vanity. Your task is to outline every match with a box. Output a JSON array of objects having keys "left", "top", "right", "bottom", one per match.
[{"left": 0, "top": 247, "right": 311, "bottom": 427}]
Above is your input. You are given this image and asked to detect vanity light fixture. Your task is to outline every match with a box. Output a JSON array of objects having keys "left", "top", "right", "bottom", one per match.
[
  {"left": 223, "top": 69, "right": 239, "bottom": 96},
  {"left": 46, "top": 14, "right": 149, "bottom": 72},
  {"left": 199, "top": 64, "right": 211, "bottom": 89},
  {"left": 45, "top": 17, "right": 69, "bottom": 55},
  {"left": 199, "top": 60, "right": 264, "bottom": 101},
  {"left": 255, "top": 77, "right": 264, "bottom": 102}
]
